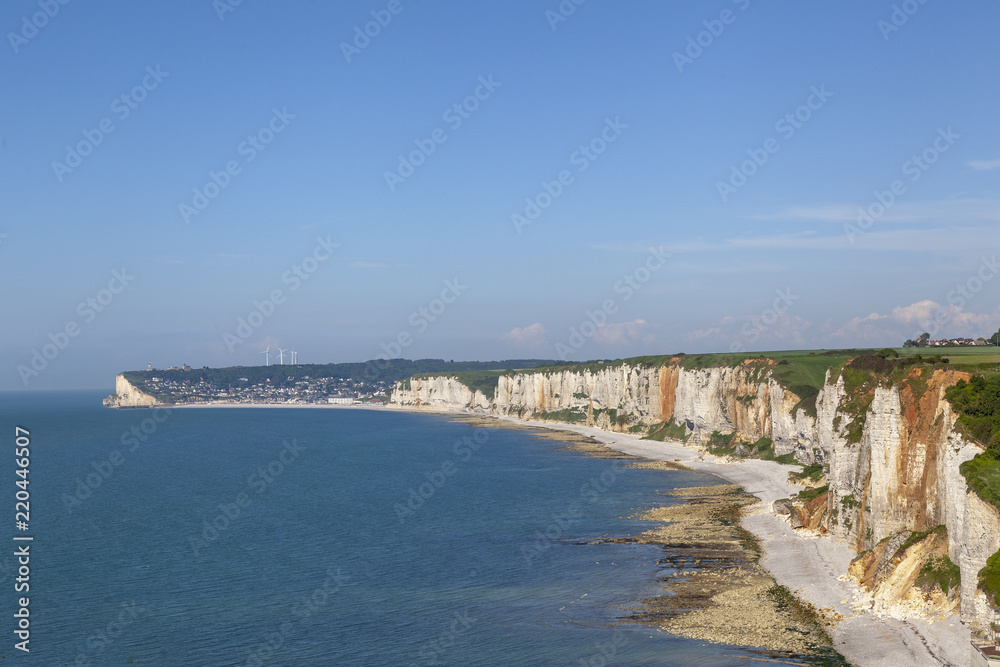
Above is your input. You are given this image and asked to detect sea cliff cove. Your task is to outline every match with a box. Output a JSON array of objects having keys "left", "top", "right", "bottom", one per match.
[{"left": 98, "top": 347, "right": 1000, "bottom": 665}]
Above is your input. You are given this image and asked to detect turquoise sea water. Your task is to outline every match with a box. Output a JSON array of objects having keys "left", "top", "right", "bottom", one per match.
[{"left": 2, "top": 390, "right": 792, "bottom": 665}]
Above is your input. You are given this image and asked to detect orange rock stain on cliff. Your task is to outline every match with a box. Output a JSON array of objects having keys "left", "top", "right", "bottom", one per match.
[
  {"left": 658, "top": 363, "right": 680, "bottom": 421},
  {"left": 894, "top": 368, "right": 971, "bottom": 531}
]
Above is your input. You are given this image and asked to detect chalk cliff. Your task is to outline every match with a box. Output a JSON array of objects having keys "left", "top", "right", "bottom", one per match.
[
  {"left": 392, "top": 376, "right": 491, "bottom": 412},
  {"left": 103, "top": 373, "right": 159, "bottom": 408},
  {"left": 388, "top": 359, "right": 999, "bottom": 634}
]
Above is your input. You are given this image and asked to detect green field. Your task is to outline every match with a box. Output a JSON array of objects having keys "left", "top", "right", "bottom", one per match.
[{"left": 896, "top": 345, "right": 1000, "bottom": 372}]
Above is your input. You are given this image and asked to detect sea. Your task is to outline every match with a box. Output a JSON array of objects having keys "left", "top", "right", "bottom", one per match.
[{"left": 0, "top": 390, "right": 799, "bottom": 665}]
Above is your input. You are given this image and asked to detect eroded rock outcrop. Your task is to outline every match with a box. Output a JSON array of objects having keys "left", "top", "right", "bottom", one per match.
[{"left": 849, "top": 527, "right": 960, "bottom": 617}]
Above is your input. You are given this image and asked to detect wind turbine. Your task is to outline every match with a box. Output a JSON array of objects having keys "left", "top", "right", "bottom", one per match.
[
  {"left": 262, "top": 346, "right": 271, "bottom": 366},
  {"left": 277, "top": 347, "right": 286, "bottom": 365},
  {"left": 290, "top": 349, "right": 297, "bottom": 364}
]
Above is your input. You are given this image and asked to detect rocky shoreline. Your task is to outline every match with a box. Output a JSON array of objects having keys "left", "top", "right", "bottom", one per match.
[
  {"left": 440, "top": 412, "right": 970, "bottom": 666},
  {"left": 628, "top": 484, "right": 845, "bottom": 663},
  {"left": 444, "top": 413, "right": 846, "bottom": 662}
]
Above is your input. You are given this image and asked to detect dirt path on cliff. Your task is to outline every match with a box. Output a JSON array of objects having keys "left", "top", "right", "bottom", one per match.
[{"left": 488, "top": 415, "right": 971, "bottom": 667}]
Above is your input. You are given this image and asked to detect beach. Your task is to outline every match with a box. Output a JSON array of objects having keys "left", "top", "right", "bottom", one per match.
[{"left": 477, "top": 413, "right": 970, "bottom": 667}]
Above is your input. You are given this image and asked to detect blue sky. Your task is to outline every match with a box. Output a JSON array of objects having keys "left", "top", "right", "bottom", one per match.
[{"left": 3, "top": 0, "right": 999, "bottom": 390}]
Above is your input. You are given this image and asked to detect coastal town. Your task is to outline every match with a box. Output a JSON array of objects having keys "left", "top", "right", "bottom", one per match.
[
  {"left": 132, "top": 371, "right": 390, "bottom": 406},
  {"left": 113, "top": 359, "right": 556, "bottom": 407},
  {"left": 903, "top": 332, "right": 1000, "bottom": 347}
]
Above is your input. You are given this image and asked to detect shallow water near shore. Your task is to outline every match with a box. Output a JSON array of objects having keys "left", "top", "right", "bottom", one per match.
[{"left": 4, "top": 390, "right": 824, "bottom": 664}]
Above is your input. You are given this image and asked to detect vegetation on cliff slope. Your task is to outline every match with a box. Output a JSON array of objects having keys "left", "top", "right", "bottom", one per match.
[
  {"left": 833, "top": 353, "right": 952, "bottom": 443},
  {"left": 789, "top": 462, "right": 825, "bottom": 484},
  {"left": 947, "top": 374, "right": 1000, "bottom": 450},
  {"left": 943, "top": 373, "right": 1000, "bottom": 605},
  {"left": 946, "top": 373, "right": 1000, "bottom": 510},
  {"left": 977, "top": 550, "right": 1000, "bottom": 608},
  {"left": 700, "top": 431, "right": 798, "bottom": 465},
  {"left": 643, "top": 418, "right": 689, "bottom": 442}
]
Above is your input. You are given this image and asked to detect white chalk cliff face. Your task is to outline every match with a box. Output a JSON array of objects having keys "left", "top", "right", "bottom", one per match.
[
  {"left": 393, "top": 361, "right": 818, "bottom": 456},
  {"left": 103, "top": 374, "right": 158, "bottom": 407},
  {"left": 391, "top": 376, "right": 491, "bottom": 412},
  {"left": 388, "top": 361, "right": 1000, "bottom": 633}
]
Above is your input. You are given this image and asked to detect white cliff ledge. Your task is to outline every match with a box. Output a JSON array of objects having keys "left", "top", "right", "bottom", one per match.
[
  {"left": 388, "top": 357, "right": 999, "bottom": 637},
  {"left": 103, "top": 373, "right": 159, "bottom": 408}
]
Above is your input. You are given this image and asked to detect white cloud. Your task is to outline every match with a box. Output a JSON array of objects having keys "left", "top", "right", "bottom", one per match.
[
  {"left": 349, "top": 261, "right": 389, "bottom": 269},
  {"left": 687, "top": 312, "right": 813, "bottom": 351},
  {"left": 670, "top": 226, "right": 990, "bottom": 255},
  {"left": 503, "top": 323, "right": 548, "bottom": 348},
  {"left": 968, "top": 159, "right": 1000, "bottom": 171},
  {"left": 592, "top": 319, "right": 651, "bottom": 346},
  {"left": 689, "top": 327, "right": 721, "bottom": 340},
  {"left": 829, "top": 300, "right": 1000, "bottom": 344},
  {"left": 754, "top": 198, "right": 1000, "bottom": 225}
]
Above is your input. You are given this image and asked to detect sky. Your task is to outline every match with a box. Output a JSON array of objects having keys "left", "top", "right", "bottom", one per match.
[{"left": 3, "top": 0, "right": 1000, "bottom": 391}]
